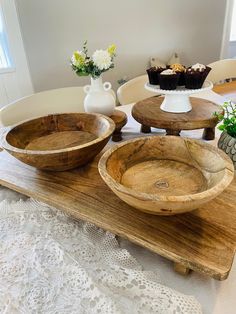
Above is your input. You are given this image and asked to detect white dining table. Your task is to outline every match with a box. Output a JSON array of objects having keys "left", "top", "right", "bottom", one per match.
[{"left": 116, "top": 90, "right": 236, "bottom": 314}]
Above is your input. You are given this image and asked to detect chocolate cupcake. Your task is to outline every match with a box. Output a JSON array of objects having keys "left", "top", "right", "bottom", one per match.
[
  {"left": 158, "top": 69, "right": 179, "bottom": 90},
  {"left": 170, "top": 63, "right": 186, "bottom": 86},
  {"left": 146, "top": 66, "right": 165, "bottom": 85},
  {"left": 185, "top": 63, "right": 211, "bottom": 89}
]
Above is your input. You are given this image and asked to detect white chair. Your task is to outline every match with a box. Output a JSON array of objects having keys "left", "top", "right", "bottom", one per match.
[
  {"left": 117, "top": 75, "right": 159, "bottom": 106},
  {"left": 0, "top": 86, "right": 116, "bottom": 127},
  {"left": 207, "top": 59, "right": 236, "bottom": 84},
  {"left": 0, "top": 86, "right": 85, "bottom": 127},
  {"left": 206, "top": 59, "right": 236, "bottom": 103}
]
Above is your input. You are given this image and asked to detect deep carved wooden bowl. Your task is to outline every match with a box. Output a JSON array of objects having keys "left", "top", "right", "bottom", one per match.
[
  {"left": 0, "top": 113, "right": 115, "bottom": 171},
  {"left": 99, "top": 136, "right": 234, "bottom": 215}
]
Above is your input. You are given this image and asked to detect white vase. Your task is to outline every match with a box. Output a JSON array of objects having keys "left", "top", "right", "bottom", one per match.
[{"left": 83, "top": 76, "right": 115, "bottom": 116}]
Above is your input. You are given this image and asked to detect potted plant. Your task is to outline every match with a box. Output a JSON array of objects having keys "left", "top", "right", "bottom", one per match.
[
  {"left": 70, "top": 41, "right": 116, "bottom": 116},
  {"left": 215, "top": 101, "right": 236, "bottom": 169}
]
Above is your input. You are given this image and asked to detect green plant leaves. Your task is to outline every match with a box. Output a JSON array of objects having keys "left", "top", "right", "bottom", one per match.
[{"left": 215, "top": 101, "right": 236, "bottom": 138}]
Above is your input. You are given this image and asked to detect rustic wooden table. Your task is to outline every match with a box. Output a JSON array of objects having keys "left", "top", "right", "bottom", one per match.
[
  {"left": 0, "top": 110, "right": 235, "bottom": 280},
  {"left": 132, "top": 97, "right": 221, "bottom": 140}
]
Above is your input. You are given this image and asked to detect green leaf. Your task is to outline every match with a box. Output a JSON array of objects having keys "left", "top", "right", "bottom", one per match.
[{"left": 218, "top": 125, "right": 225, "bottom": 131}]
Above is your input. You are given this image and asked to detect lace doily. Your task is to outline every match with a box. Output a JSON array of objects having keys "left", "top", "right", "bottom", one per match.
[{"left": 0, "top": 187, "right": 202, "bottom": 313}]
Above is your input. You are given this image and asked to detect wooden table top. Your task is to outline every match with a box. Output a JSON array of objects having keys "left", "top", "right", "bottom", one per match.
[
  {"left": 213, "top": 81, "right": 236, "bottom": 101},
  {"left": 0, "top": 138, "right": 235, "bottom": 280},
  {"left": 132, "top": 97, "right": 221, "bottom": 130}
]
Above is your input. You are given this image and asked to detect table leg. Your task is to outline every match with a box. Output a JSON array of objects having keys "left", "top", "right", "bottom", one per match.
[
  {"left": 141, "top": 125, "right": 151, "bottom": 133},
  {"left": 166, "top": 129, "right": 181, "bottom": 136},
  {"left": 202, "top": 127, "right": 215, "bottom": 140},
  {"left": 112, "top": 128, "right": 123, "bottom": 142},
  {"left": 174, "top": 262, "right": 190, "bottom": 276}
]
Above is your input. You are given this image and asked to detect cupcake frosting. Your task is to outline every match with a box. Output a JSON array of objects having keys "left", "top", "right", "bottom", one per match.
[
  {"left": 161, "top": 69, "right": 176, "bottom": 75},
  {"left": 191, "top": 63, "right": 206, "bottom": 71},
  {"left": 170, "top": 63, "right": 185, "bottom": 72}
]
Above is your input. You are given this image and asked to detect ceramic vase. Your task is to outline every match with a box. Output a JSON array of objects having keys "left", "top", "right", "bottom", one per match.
[
  {"left": 83, "top": 76, "right": 115, "bottom": 116},
  {"left": 218, "top": 131, "right": 236, "bottom": 169}
]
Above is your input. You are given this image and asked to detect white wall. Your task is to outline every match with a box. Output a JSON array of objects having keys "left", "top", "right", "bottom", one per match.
[
  {"left": 229, "top": 41, "right": 236, "bottom": 58},
  {"left": 15, "top": 0, "right": 227, "bottom": 92}
]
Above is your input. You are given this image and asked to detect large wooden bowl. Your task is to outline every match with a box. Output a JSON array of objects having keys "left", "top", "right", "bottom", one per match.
[
  {"left": 99, "top": 136, "right": 234, "bottom": 215},
  {"left": 0, "top": 113, "right": 115, "bottom": 171}
]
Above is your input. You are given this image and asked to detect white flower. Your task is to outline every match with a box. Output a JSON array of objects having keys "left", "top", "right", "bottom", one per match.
[{"left": 92, "top": 49, "right": 112, "bottom": 70}]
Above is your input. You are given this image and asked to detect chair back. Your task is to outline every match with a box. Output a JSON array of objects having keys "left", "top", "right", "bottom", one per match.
[
  {"left": 117, "top": 75, "right": 158, "bottom": 105},
  {"left": 0, "top": 86, "right": 87, "bottom": 126},
  {"left": 207, "top": 59, "right": 236, "bottom": 84}
]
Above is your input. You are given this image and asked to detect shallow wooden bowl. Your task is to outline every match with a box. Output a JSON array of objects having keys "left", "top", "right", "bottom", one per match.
[
  {"left": 0, "top": 113, "right": 115, "bottom": 171},
  {"left": 99, "top": 136, "right": 234, "bottom": 215}
]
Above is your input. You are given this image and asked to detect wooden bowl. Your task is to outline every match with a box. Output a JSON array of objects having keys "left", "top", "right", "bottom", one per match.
[
  {"left": 0, "top": 113, "right": 115, "bottom": 171},
  {"left": 99, "top": 136, "right": 234, "bottom": 215}
]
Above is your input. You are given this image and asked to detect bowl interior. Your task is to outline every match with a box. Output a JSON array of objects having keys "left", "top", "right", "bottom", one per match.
[
  {"left": 105, "top": 136, "right": 231, "bottom": 197},
  {"left": 6, "top": 113, "right": 112, "bottom": 151}
]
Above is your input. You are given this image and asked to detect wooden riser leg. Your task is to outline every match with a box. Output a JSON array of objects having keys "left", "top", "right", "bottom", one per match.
[
  {"left": 202, "top": 127, "right": 215, "bottom": 140},
  {"left": 112, "top": 128, "right": 123, "bottom": 142},
  {"left": 166, "top": 129, "right": 181, "bottom": 136},
  {"left": 141, "top": 125, "right": 151, "bottom": 133},
  {"left": 174, "top": 262, "right": 191, "bottom": 276}
]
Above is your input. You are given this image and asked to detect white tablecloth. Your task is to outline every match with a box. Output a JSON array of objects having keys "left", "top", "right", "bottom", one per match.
[{"left": 118, "top": 91, "right": 236, "bottom": 314}]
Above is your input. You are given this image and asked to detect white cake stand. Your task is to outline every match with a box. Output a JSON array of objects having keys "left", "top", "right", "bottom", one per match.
[{"left": 145, "top": 80, "right": 213, "bottom": 113}]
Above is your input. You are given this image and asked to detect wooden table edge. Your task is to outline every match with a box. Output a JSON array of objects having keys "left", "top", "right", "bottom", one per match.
[{"left": 0, "top": 176, "right": 233, "bottom": 281}]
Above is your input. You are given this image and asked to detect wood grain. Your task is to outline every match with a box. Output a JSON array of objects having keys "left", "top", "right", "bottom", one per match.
[
  {"left": 26, "top": 131, "right": 97, "bottom": 150},
  {"left": 0, "top": 113, "right": 115, "bottom": 171},
  {"left": 213, "top": 81, "right": 236, "bottom": 100},
  {"left": 98, "top": 136, "right": 234, "bottom": 215},
  {"left": 110, "top": 110, "right": 127, "bottom": 142},
  {"left": 0, "top": 150, "right": 235, "bottom": 280},
  {"left": 132, "top": 97, "right": 221, "bottom": 140}
]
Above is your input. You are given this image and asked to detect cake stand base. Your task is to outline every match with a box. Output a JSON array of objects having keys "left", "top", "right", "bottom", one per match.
[
  {"left": 160, "top": 94, "right": 192, "bottom": 113},
  {"left": 145, "top": 80, "right": 213, "bottom": 114}
]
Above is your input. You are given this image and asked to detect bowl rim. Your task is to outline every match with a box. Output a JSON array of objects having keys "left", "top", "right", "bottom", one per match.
[
  {"left": 0, "top": 112, "right": 116, "bottom": 155},
  {"left": 98, "top": 136, "right": 235, "bottom": 203}
]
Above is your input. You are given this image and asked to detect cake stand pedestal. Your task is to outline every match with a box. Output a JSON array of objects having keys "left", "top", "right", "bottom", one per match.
[{"left": 145, "top": 80, "right": 213, "bottom": 113}]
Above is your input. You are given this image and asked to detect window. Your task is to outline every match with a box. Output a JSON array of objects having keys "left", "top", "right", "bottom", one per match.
[
  {"left": 0, "top": 9, "right": 12, "bottom": 68},
  {"left": 230, "top": 0, "right": 236, "bottom": 41}
]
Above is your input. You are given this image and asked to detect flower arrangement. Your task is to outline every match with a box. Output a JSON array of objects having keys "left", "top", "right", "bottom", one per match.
[
  {"left": 214, "top": 101, "right": 236, "bottom": 138},
  {"left": 71, "top": 41, "right": 116, "bottom": 79}
]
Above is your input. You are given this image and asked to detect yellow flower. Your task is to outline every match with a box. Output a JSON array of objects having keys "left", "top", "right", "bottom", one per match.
[
  {"left": 107, "top": 44, "right": 116, "bottom": 56},
  {"left": 72, "top": 51, "right": 85, "bottom": 66}
]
